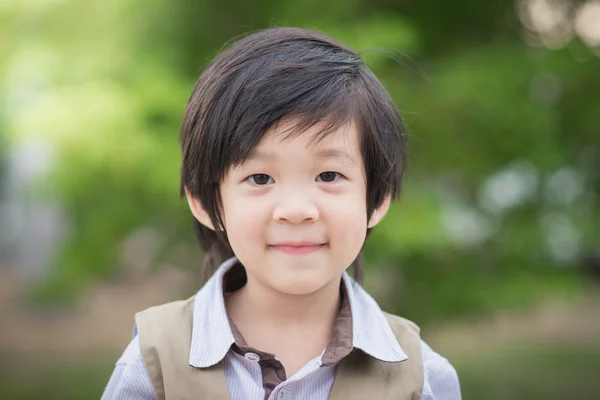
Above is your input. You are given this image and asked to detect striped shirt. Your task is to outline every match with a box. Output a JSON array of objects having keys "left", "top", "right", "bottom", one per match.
[{"left": 102, "top": 257, "right": 461, "bottom": 400}]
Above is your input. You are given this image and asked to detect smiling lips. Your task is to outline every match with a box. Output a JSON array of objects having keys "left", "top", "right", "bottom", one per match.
[{"left": 270, "top": 242, "right": 326, "bottom": 255}]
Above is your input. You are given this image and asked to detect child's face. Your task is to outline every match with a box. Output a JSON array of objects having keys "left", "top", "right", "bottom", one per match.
[{"left": 200, "top": 119, "right": 389, "bottom": 295}]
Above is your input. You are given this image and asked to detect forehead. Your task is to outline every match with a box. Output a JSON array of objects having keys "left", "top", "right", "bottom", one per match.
[{"left": 249, "top": 119, "right": 361, "bottom": 160}]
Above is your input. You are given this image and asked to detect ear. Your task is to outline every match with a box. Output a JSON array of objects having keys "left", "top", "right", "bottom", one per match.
[
  {"left": 367, "top": 194, "right": 392, "bottom": 229},
  {"left": 184, "top": 187, "right": 216, "bottom": 231}
]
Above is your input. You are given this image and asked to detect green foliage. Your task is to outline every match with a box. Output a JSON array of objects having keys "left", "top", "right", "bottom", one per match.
[{"left": 2, "top": 0, "right": 599, "bottom": 320}]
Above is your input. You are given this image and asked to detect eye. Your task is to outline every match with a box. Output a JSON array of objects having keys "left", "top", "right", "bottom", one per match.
[
  {"left": 317, "top": 171, "right": 342, "bottom": 183},
  {"left": 247, "top": 174, "right": 274, "bottom": 186}
]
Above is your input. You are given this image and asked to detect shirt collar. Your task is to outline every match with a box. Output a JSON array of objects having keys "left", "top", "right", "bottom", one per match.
[
  {"left": 189, "top": 257, "right": 238, "bottom": 368},
  {"left": 341, "top": 271, "right": 407, "bottom": 362},
  {"left": 189, "top": 256, "right": 407, "bottom": 368}
]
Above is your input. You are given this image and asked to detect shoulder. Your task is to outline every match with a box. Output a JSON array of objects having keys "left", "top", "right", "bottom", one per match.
[
  {"left": 116, "top": 336, "right": 154, "bottom": 387},
  {"left": 382, "top": 312, "right": 421, "bottom": 335},
  {"left": 101, "top": 336, "right": 156, "bottom": 400},
  {"left": 133, "top": 296, "right": 198, "bottom": 369},
  {"left": 420, "top": 340, "right": 462, "bottom": 400},
  {"left": 379, "top": 312, "right": 423, "bottom": 364},
  {"left": 380, "top": 313, "right": 461, "bottom": 399},
  {"left": 103, "top": 297, "right": 199, "bottom": 400},
  {"left": 136, "top": 296, "right": 196, "bottom": 323},
  {"left": 381, "top": 312, "right": 423, "bottom": 359},
  {"left": 134, "top": 296, "right": 196, "bottom": 339}
]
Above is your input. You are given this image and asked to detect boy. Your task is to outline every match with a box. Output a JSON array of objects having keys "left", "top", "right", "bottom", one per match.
[{"left": 102, "top": 27, "right": 461, "bottom": 399}]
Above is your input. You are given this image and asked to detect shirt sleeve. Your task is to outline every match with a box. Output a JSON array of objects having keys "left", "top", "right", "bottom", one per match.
[
  {"left": 101, "top": 335, "right": 157, "bottom": 400},
  {"left": 420, "top": 340, "right": 462, "bottom": 400}
]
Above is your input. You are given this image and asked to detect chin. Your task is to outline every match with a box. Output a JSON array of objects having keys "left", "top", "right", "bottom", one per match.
[{"left": 271, "top": 274, "right": 333, "bottom": 296}]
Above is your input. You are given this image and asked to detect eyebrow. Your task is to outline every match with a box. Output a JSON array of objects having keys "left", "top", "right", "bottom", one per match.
[
  {"left": 314, "top": 148, "right": 357, "bottom": 164},
  {"left": 246, "top": 148, "right": 357, "bottom": 164}
]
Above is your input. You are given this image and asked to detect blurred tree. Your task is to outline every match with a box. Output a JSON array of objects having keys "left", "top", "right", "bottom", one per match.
[{"left": 1, "top": 0, "right": 598, "bottom": 322}]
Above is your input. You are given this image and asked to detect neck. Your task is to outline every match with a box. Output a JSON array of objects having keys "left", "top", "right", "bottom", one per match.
[{"left": 226, "top": 274, "right": 342, "bottom": 331}]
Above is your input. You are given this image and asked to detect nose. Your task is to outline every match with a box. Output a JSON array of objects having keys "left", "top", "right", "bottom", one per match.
[{"left": 272, "top": 193, "right": 319, "bottom": 224}]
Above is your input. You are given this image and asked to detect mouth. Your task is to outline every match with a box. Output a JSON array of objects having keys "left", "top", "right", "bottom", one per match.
[{"left": 269, "top": 242, "right": 326, "bottom": 255}]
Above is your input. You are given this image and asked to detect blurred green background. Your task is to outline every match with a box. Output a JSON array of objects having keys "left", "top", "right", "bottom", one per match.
[{"left": 1, "top": 0, "right": 599, "bottom": 399}]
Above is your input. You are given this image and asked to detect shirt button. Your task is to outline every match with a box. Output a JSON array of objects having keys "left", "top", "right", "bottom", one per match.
[
  {"left": 244, "top": 352, "right": 260, "bottom": 362},
  {"left": 278, "top": 391, "right": 286, "bottom": 399}
]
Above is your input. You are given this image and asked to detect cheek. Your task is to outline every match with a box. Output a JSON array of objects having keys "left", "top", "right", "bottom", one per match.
[
  {"left": 222, "top": 196, "right": 266, "bottom": 253},
  {"left": 325, "top": 196, "right": 368, "bottom": 246}
]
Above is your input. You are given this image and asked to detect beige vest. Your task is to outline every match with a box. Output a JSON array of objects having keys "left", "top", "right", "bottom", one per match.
[{"left": 135, "top": 296, "right": 424, "bottom": 400}]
